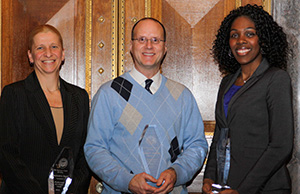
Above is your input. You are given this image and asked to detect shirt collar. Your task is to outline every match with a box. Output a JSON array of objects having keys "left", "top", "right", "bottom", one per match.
[{"left": 129, "top": 65, "right": 161, "bottom": 94}]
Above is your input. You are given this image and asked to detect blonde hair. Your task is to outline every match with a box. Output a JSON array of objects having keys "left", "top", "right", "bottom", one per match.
[{"left": 28, "top": 24, "right": 63, "bottom": 51}]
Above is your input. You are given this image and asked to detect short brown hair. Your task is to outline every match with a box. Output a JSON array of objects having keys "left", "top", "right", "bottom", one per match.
[
  {"left": 28, "top": 24, "right": 63, "bottom": 51},
  {"left": 131, "top": 17, "right": 166, "bottom": 41}
]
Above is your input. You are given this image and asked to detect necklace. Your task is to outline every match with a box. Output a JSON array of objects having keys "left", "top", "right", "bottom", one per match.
[
  {"left": 242, "top": 75, "right": 251, "bottom": 83},
  {"left": 43, "top": 83, "right": 60, "bottom": 92}
]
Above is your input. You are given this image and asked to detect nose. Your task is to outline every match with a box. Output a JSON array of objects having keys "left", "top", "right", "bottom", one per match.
[
  {"left": 145, "top": 39, "right": 153, "bottom": 48},
  {"left": 237, "top": 35, "right": 247, "bottom": 44},
  {"left": 44, "top": 47, "right": 53, "bottom": 57}
]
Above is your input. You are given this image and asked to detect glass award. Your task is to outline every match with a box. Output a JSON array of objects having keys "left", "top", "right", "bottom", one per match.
[
  {"left": 138, "top": 125, "right": 162, "bottom": 186},
  {"left": 48, "top": 147, "right": 74, "bottom": 194},
  {"left": 215, "top": 127, "right": 231, "bottom": 191}
]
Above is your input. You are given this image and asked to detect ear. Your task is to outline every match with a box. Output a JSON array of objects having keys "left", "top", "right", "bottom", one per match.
[
  {"left": 62, "top": 49, "right": 65, "bottom": 61},
  {"left": 130, "top": 40, "right": 133, "bottom": 52},
  {"left": 27, "top": 50, "right": 34, "bottom": 63}
]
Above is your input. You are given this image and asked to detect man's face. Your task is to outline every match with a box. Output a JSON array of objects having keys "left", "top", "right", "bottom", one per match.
[{"left": 130, "top": 19, "right": 167, "bottom": 75}]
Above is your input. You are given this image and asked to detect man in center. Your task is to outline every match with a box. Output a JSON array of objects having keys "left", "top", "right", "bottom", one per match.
[{"left": 84, "top": 18, "right": 208, "bottom": 194}]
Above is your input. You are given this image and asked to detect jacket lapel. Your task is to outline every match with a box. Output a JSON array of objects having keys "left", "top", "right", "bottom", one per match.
[
  {"left": 226, "top": 58, "right": 270, "bottom": 124},
  {"left": 217, "top": 71, "right": 240, "bottom": 127},
  {"left": 25, "top": 72, "right": 79, "bottom": 149},
  {"left": 58, "top": 79, "right": 77, "bottom": 147},
  {"left": 25, "top": 72, "right": 58, "bottom": 148}
]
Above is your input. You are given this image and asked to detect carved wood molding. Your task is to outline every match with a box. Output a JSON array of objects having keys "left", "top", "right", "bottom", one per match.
[
  {"left": 262, "top": 0, "right": 272, "bottom": 14},
  {"left": 145, "top": 0, "right": 151, "bottom": 17},
  {"left": 235, "top": 0, "right": 272, "bottom": 14},
  {"left": 204, "top": 120, "right": 215, "bottom": 136},
  {"left": 236, "top": 0, "right": 241, "bottom": 8},
  {"left": 111, "top": 0, "right": 118, "bottom": 79},
  {"left": 118, "top": 0, "right": 126, "bottom": 76},
  {"left": 85, "top": 0, "right": 92, "bottom": 97}
]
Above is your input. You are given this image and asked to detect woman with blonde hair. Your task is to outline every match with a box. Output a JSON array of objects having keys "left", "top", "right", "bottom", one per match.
[{"left": 0, "top": 24, "right": 91, "bottom": 194}]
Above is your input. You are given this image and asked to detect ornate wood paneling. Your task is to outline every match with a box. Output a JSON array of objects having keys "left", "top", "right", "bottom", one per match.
[
  {"left": 241, "top": 0, "right": 271, "bottom": 13},
  {"left": 0, "top": 0, "right": 72, "bottom": 89},
  {"left": 85, "top": 0, "right": 92, "bottom": 96},
  {"left": 151, "top": 0, "right": 163, "bottom": 20},
  {"left": 122, "top": 0, "right": 146, "bottom": 74},
  {"left": 117, "top": 0, "right": 126, "bottom": 76},
  {"left": 161, "top": 0, "right": 231, "bottom": 121},
  {"left": 47, "top": 0, "right": 86, "bottom": 88},
  {"left": 89, "top": 0, "right": 116, "bottom": 97},
  {"left": 241, "top": 0, "right": 264, "bottom": 5},
  {"left": 73, "top": 0, "right": 88, "bottom": 88}
]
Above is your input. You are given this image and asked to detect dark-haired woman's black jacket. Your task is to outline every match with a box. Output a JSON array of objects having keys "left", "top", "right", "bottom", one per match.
[
  {"left": 0, "top": 71, "right": 91, "bottom": 194},
  {"left": 204, "top": 58, "right": 293, "bottom": 193}
]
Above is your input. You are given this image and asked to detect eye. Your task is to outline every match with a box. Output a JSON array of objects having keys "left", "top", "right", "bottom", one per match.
[
  {"left": 138, "top": 37, "right": 146, "bottom": 43},
  {"left": 51, "top": 45, "right": 59, "bottom": 49},
  {"left": 246, "top": 31, "right": 256, "bottom": 37},
  {"left": 36, "top": 46, "right": 44, "bottom": 50},
  {"left": 151, "top": 37, "right": 159, "bottom": 43},
  {"left": 230, "top": 33, "right": 238, "bottom": 39}
]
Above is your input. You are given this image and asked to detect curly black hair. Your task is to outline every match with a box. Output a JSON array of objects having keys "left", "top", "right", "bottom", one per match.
[{"left": 212, "top": 4, "right": 289, "bottom": 75}]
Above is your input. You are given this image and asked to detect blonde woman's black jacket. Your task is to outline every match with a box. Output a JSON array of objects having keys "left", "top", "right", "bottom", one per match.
[
  {"left": 204, "top": 58, "right": 294, "bottom": 193},
  {"left": 0, "top": 71, "right": 91, "bottom": 194}
]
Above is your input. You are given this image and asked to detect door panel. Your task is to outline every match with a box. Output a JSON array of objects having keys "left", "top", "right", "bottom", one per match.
[
  {"left": 89, "top": 0, "right": 114, "bottom": 97},
  {"left": 48, "top": 0, "right": 86, "bottom": 87},
  {"left": 161, "top": 0, "right": 230, "bottom": 120}
]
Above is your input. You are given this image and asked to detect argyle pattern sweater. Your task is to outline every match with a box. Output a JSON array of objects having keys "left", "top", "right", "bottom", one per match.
[{"left": 84, "top": 72, "right": 208, "bottom": 194}]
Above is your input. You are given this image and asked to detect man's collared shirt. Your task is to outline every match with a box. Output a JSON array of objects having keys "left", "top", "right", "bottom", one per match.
[{"left": 129, "top": 65, "right": 161, "bottom": 94}]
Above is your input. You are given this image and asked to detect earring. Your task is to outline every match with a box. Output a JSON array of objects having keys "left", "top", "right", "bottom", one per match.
[
  {"left": 260, "top": 47, "right": 266, "bottom": 55},
  {"left": 228, "top": 49, "right": 234, "bottom": 58}
]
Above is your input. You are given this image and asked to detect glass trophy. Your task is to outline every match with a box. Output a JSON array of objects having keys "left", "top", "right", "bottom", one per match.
[
  {"left": 215, "top": 127, "right": 231, "bottom": 192},
  {"left": 48, "top": 147, "right": 74, "bottom": 194},
  {"left": 138, "top": 125, "right": 162, "bottom": 187}
]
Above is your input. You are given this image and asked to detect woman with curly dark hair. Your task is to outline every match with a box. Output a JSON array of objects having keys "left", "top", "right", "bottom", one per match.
[{"left": 202, "top": 4, "right": 293, "bottom": 194}]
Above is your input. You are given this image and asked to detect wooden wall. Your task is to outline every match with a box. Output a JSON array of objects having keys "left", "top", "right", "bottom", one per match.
[{"left": 1, "top": 0, "right": 86, "bottom": 89}]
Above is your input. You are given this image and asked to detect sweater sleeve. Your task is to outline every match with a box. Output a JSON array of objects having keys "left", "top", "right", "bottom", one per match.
[
  {"left": 0, "top": 86, "right": 46, "bottom": 194},
  {"left": 170, "top": 89, "right": 208, "bottom": 186},
  {"left": 84, "top": 87, "right": 134, "bottom": 193}
]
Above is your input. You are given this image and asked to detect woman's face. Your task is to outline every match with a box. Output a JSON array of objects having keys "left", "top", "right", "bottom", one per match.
[
  {"left": 28, "top": 31, "right": 65, "bottom": 76},
  {"left": 229, "top": 16, "right": 262, "bottom": 67}
]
